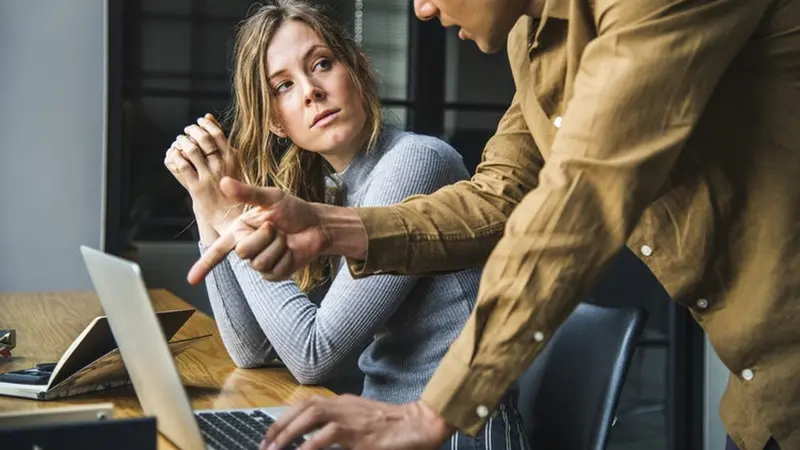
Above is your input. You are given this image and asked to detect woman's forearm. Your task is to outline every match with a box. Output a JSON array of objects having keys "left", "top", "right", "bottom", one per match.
[{"left": 195, "top": 215, "right": 220, "bottom": 247}]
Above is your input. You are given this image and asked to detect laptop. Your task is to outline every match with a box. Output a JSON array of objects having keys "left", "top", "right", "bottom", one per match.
[{"left": 79, "top": 245, "right": 305, "bottom": 450}]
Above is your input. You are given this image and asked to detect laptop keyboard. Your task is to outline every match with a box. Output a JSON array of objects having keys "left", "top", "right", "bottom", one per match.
[{"left": 195, "top": 410, "right": 305, "bottom": 450}]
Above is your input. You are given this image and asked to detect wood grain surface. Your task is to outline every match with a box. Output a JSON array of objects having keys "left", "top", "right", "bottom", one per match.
[{"left": 0, "top": 289, "right": 332, "bottom": 448}]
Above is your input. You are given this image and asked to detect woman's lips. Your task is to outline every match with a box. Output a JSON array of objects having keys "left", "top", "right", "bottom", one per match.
[{"left": 312, "top": 109, "right": 340, "bottom": 128}]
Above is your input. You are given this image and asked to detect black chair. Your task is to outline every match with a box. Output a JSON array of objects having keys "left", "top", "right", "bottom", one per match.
[{"left": 515, "top": 302, "right": 648, "bottom": 450}]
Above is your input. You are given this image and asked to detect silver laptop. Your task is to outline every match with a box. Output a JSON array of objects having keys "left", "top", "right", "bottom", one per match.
[{"left": 80, "top": 246, "right": 301, "bottom": 450}]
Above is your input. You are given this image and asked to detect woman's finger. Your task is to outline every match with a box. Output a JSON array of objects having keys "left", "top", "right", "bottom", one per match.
[
  {"left": 184, "top": 123, "right": 218, "bottom": 156},
  {"left": 198, "top": 114, "right": 229, "bottom": 153},
  {"left": 164, "top": 146, "right": 179, "bottom": 173},
  {"left": 171, "top": 149, "right": 198, "bottom": 183},
  {"left": 177, "top": 134, "right": 210, "bottom": 177},
  {"left": 164, "top": 146, "right": 188, "bottom": 187},
  {"left": 205, "top": 112, "right": 222, "bottom": 128}
]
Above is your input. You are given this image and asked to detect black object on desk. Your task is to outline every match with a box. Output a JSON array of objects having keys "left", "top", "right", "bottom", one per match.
[
  {"left": 0, "top": 416, "right": 157, "bottom": 450},
  {"left": 0, "top": 329, "right": 15, "bottom": 359}
]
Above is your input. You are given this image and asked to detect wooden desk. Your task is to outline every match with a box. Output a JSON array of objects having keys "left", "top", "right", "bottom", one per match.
[{"left": 0, "top": 289, "right": 332, "bottom": 448}]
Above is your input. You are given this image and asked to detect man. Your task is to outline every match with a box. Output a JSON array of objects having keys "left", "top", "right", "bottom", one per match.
[{"left": 189, "top": 0, "right": 800, "bottom": 449}]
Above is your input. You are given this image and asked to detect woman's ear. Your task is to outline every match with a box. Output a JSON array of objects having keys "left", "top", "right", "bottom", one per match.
[{"left": 270, "top": 124, "right": 288, "bottom": 138}]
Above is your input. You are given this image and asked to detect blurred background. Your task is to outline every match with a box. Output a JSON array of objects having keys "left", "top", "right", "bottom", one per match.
[{"left": 0, "top": 2, "right": 726, "bottom": 449}]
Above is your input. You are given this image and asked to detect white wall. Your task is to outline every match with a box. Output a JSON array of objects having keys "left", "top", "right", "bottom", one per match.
[
  {"left": 705, "top": 341, "right": 728, "bottom": 449},
  {"left": 0, "top": 0, "right": 107, "bottom": 291}
]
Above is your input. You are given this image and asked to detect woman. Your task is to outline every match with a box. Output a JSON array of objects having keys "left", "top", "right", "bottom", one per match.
[{"left": 164, "top": 1, "right": 528, "bottom": 448}]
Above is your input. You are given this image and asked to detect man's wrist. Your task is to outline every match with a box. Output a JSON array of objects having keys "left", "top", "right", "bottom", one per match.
[
  {"left": 314, "top": 203, "right": 368, "bottom": 260},
  {"left": 415, "top": 400, "right": 456, "bottom": 442}
]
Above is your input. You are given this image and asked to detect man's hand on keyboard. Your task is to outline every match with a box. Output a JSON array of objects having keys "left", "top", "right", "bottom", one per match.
[{"left": 261, "top": 395, "right": 454, "bottom": 450}]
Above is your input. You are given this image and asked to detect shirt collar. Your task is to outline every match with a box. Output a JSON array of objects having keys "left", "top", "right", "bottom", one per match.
[{"left": 527, "top": 0, "right": 571, "bottom": 53}]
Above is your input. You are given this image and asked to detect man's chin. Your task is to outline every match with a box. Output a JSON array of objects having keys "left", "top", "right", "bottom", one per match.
[
  {"left": 478, "top": 44, "right": 503, "bottom": 55},
  {"left": 472, "top": 35, "right": 505, "bottom": 54}
]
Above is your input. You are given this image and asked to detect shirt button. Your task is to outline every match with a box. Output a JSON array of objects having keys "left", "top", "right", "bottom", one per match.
[
  {"left": 533, "top": 331, "right": 544, "bottom": 342},
  {"left": 476, "top": 405, "right": 489, "bottom": 418},
  {"left": 640, "top": 245, "right": 653, "bottom": 257},
  {"left": 741, "top": 369, "right": 754, "bottom": 381},
  {"left": 553, "top": 116, "right": 563, "bottom": 128},
  {"left": 696, "top": 298, "right": 709, "bottom": 309}
]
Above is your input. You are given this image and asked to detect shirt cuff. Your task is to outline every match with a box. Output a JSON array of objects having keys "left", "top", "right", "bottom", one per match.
[
  {"left": 420, "top": 346, "right": 514, "bottom": 436},
  {"left": 345, "top": 206, "right": 410, "bottom": 277}
]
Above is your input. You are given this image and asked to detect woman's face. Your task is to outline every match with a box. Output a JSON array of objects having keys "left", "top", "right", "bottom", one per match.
[{"left": 267, "top": 20, "right": 368, "bottom": 170}]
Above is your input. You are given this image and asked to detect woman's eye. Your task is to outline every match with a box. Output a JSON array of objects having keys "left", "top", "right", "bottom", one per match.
[
  {"left": 314, "top": 58, "right": 332, "bottom": 71},
  {"left": 275, "top": 81, "right": 292, "bottom": 93}
]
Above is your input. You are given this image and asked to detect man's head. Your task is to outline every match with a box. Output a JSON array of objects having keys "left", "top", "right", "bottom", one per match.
[{"left": 413, "top": 0, "right": 530, "bottom": 53}]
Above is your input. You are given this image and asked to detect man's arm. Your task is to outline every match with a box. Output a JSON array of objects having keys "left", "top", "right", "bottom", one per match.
[
  {"left": 221, "top": 143, "right": 465, "bottom": 385},
  {"left": 421, "top": 0, "right": 772, "bottom": 435},
  {"left": 187, "top": 92, "right": 540, "bottom": 283},
  {"left": 342, "top": 92, "right": 543, "bottom": 276}
]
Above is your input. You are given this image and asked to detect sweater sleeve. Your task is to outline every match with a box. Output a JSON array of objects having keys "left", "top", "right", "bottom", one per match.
[
  {"left": 205, "top": 140, "right": 466, "bottom": 384},
  {"left": 200, "top": 248, "right": 277, "bottom": 368}
]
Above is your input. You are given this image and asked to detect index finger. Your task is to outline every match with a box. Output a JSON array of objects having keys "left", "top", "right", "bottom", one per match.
[
  {"left": 187, "top": 230, "right": 236, "bottom": 285},
  {"left": 205, "top": 112, "right": 222, "bottom": 128},
  {"left": 187, "top": 210, "right": 271, "bottom": 284},
  {"left": 265, "top": 397, "right": 327, "bottom": 448},
  {"left": 219, "top": 177, "right": 286, "bottom": 209},
  {"left": 198, "top": 113, "right": 228, "bottom": 153}
]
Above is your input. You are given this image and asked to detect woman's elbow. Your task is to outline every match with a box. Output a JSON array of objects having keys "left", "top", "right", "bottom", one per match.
[
  {"left": 229, "top": 354, "right": 267, "bottom": 369},
  {"left": 289, "top": 367, "right": 330, "bottom": 385}
]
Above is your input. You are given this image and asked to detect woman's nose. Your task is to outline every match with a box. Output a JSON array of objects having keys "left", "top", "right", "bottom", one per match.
[{"left": 305, "top": 86, "right": 325, "bottom": 105}]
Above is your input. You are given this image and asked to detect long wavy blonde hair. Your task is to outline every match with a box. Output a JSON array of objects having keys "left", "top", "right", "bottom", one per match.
[{"left": 227, "top": 0, "right": 383, "bottom": 292}]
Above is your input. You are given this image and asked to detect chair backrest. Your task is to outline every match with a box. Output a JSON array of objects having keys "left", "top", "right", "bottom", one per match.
[{"left": 516, "top": 302, "right": 648, "bottom": 450}]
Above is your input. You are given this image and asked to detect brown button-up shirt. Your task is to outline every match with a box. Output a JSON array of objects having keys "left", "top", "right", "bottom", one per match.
[{"left": 349, "top": 0, "right": 800, "bottom": 448}]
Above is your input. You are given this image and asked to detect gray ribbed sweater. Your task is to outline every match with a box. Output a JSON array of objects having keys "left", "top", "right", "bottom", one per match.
[{"left": 200, "top": 127, "right": 482, "bottom": 404}]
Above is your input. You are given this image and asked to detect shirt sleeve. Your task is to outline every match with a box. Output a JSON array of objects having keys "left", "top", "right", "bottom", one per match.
[
  {"left": 201, "top": 249, "right": 277, "bottom": 368},
  {"left": 208, "top": 142, "right": 466, "bottom": 384},
  {"left": 419, "top": 0, "right": 772, "bottom": 435},
  {"left": 348, "top": 91, "right": 544, "bottom": 276}
]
